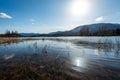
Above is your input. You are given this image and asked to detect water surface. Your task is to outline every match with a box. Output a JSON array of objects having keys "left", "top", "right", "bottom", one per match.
[{"left": 0, "top": 37, "right": 120, "bottom": 80}]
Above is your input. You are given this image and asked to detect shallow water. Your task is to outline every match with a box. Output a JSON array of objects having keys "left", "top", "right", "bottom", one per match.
[{"left": 0, "top": 37, "right": 120, "bottom": 80}]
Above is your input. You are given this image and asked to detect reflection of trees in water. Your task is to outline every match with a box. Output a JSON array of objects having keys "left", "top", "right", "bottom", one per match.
[
  {"left": 42, "top": 45, "right": 48, "bottom": 56},
  {"left": 75, "top": 38, "right": 120, "bottom": 57},
  {"left": 33, "top": 42, "right": 39, "bottom": 54},
  {"left": 66, "top": 45, "right": 70, "bottom": 57},
  {"left": 114, "top": 39, "right": 120, "bottom": 56}
]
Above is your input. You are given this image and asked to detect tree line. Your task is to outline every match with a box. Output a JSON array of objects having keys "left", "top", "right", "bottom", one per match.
[
  {"left": 0, "top": 25, "right": 120, "bottom": 37},
  {"left": 0, "top": 30, "right": 20, "bottom": 37},
  {"left": 79, "top": 25, "right": 120, "bottom": 36}
]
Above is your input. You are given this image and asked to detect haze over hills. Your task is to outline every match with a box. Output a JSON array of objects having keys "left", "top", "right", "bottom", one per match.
[
  {"left": 49, "top": 23, "right": 120, "bottom": 36},
  {"left": 20, "top": 23, "right": 120, "bottom": 36},
  {"left": 70, "top": 23, "right": 120, "bottom": 33}
]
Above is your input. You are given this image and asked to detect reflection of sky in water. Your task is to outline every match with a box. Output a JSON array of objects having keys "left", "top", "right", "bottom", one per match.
[
  {"left": 3, "top": 53, "right": 15, "bottom": 60},
  {"left": 59, "top": 36, "right": 119, "bottom": 44},
  {"left": 0, "top": 37, "right": 120, "bottom": 72},
  {"left": 0, "top": 38, "right": 119, "bottom": 59}
]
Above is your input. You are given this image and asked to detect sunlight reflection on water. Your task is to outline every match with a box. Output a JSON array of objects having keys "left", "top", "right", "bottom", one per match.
[
  {"left": 70, "top": 57, "right": 88, "bottom": 72},
  {"left": 0, "top": 37, "right": 120, "bottom": 73},
  {"left": 75, "top": 58, "right": 85, "bottom": 67},
  {"left": 3, "top": 53, "right": 15, "bottom": 60}
]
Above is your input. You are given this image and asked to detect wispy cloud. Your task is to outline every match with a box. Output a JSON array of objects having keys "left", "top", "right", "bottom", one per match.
[
  {"left": 95, "top": 16, "right": 104, "bottom": 22},
  {"left": 30, "top": 18, "right": 36, "bottom": 24},
  {"left": 0, "top": 12, "right": 12, "bottom": 19}
]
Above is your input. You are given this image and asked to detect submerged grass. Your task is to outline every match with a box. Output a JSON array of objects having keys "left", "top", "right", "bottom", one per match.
[
  {"left": 0, "top": 54, "right": 81, "bottom": 80},
  {"left": 0, "top": 53, "right": 120, "bottom": 80},
  {"left": 75, "top": 38, "right": 120, "bottom": 56},
  {"left": 0, "top": 37, "right": 120, "bottom": 80}
]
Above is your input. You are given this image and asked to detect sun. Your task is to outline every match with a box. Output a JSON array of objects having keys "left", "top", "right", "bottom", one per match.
[{"left": 68, "top": 0, "right": 91, "bottom": 18}]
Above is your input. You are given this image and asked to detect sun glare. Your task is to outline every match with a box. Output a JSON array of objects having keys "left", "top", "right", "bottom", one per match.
[{"left": 68, "top": 0, "right": 91, "bottom": 18}]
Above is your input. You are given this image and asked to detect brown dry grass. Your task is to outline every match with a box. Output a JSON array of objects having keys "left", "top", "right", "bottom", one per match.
[
  {"left": 0, "top": 37, "right": 63, "bottom": 45},
  {"left": 0, "top": 38, "right": 21, "bottom": 44},
  {"left": 0, "top": 37, "right": 42, "bottom": 45}
]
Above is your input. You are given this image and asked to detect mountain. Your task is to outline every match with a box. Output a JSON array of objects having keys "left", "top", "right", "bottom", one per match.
[
  {"left": 70, "top": 23, "right": 120, "bottom": 32},
  {"left": 49, "top": 23, "right": 120, "bottom": 36},
  {"left": 49, "top": 31, "right": 64, "bottom": 35},
  {"left": 20, "top": 33, "right": 49, "bottom": 37},
  {"left": 20, "top": 33, "right": 40, "bottom": 37},
  {"left": 20, "top": 23, "right": 120, "bottom": 37}
]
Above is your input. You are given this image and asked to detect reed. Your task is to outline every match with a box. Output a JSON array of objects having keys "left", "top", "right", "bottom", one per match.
[{"left": 0, "top": 37, "right": 63, "bottom": 45}]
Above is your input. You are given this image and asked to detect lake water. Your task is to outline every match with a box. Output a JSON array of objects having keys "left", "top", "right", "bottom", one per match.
[{"left": 0, "top": 37, "right": 120, "bottom": 80}]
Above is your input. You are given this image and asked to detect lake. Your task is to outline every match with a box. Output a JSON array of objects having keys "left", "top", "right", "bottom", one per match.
[{"left": 0, "top": 37, "right": 120, "bottom": 80}]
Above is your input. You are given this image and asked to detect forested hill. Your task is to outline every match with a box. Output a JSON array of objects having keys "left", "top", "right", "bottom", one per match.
[{"left": 49, "top": 23, "right": 120, "bottom": 36}]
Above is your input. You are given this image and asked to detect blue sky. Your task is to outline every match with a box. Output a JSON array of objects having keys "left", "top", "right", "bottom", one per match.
[{"left": 0, "top": 0, "right": 120, "bottom": 33}]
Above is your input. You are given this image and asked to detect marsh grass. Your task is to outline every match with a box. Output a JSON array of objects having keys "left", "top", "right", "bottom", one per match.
[
  {"left": 0, "top": 53, "right": 80, "bottom": 80},
  {"left": 96, "top": 39, "right": 114, "bottom": 52},
  {"left": 76, "top": 38, "right": 120, "bottom": 56},
  {"left": 114, "top": 39, "right": 120, "bottom": 56},
  {"left": 0, "top": 38, "right": 120, "bottom": 80},
  {"left": 42, "top": 45, "right": 48, "bottom": 56},
  {"left": 0, "top": 52, "right": 119, "bottom": 80},
  {"left": 33, "top": 42, "right": 39, "bottom": 54},
  {"left": 0, "top": 38, "right": 21, "bottom": 44},
  {"left": 0, "top": 37, "right": 63, "bottom": 45}
]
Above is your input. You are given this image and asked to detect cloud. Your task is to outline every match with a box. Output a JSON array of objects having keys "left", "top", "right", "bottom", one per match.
[
  {"left": 30, "top": 18, "right": 36, "bottom": 24},
  {"left": 95, "top": 16, "right": 104, "bottom": 22},
  {"left": 0, "top": 12, "right": 12, "bottom": 19}
]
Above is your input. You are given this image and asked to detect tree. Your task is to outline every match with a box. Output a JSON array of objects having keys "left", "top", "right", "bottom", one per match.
[
  {"left": 4, "top": 30, "right": 20, "bottom": 37},
  {"left": 5, "top": 30, "right": 11, "bottom": 35},
  {"left": 98, "top": 24, "right": 108, "bottom": 36},
  {"left": 80, "top": 26, "right": 90, "bottom": 36}
]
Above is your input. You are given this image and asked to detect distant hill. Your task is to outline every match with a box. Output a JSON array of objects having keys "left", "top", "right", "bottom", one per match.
[
  {"left": 19, "top": 23, "right": 120, "bottom": 37},
  {"left": 20, "top": 33, "right": 48, "bottom": 37},
  {"left": 20, "top": 33, "right": 39, "bottom": 37},
  {"left": 49, "top": 23, "right": 120, "bottom": 36}
]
